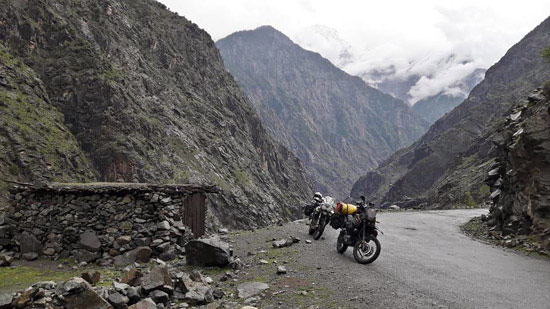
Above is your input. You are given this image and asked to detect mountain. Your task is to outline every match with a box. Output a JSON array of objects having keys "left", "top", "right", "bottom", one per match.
[
  {"left": 412, "top": 69, "right": 486, "bottom": 124},
  {"left": 351, "top": 16, "right": 550, "bottom": 208},
  {"left": 216, "top": 26, "right": 429, "bottom": 197},
  {"left": 292, "top": 25, "right": 486, "bottom": 124},
  {"left": 0, "top": 0, "right": 313, "bottom": 228}
]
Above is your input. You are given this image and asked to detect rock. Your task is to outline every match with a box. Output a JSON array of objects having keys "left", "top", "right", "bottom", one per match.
[
  {"left": 127, "top": 287, "right": 141, "bottom": 303},
  {"left": 259, "top": 259, "right": 268, "bottom": 265},
  {"left": 116, "top": 236, "right": 132, "bottom": 246},
  {"left": 16, "top": 233, "right": 43, "bottom": 256},
  {"left": 218, "top": 228, "right": 229, "bottom": 235},
  {"left": 212, "top": 288, "right": 224, "bottom": 299},
  {"left": 108, "top": 292, "right": 129, "bottom": 309},
  {"left": 74, "top": 250, "right": 101, "bottom": 263},
  {"left": 158, "top": 221, "right": 170, "bottom": 231},
  {"left": 141, "top": 267, "right": 172, "bottom": 292},
  {"left": 114, "top": 249, "right": 139, "bottom": 266},
  {"left": 149, "top": 290, "right": 169, "bottom": 304},
  {"left": 182, "top": 286, "right": 213, "bottom": 305},
  {"left": 82, "top": 271, "right": 101, "bottom": 285},
  {"left": 229, "top": 257, "right": 243, "bottom": 270},
  {"left": 0, "top": 293, "right": 13, "bottom": 309},
  {"left": 135, "top": 247, "right": 152, "bottom": 263},
  {"left": 276, "top": 266, "right": 287, "bottom": 274},
  {"left": 122, "top": 269, "right": 144, "bottom": 287},
  {"left": 305, "top": 240, "right": 312, "bottom": 244},
  {"left": 79, "top": 231, "right": 101, "bottom": 252},
  {"left": 237, "top": 282, "right": 269, "bottom": 299},
  {"left": 185, "top": 237, "right": 230, "bottom": 267},
  {"left": 43, "top": 247, "right": 56, "bottom": 256},
  {"left": 60, "top": 278, "right": 112, "bottom": 309},
  {"left": 0, "top": 254, "right": 14, "bottom": 267},
  {"left": 159, "top": 249, "right": 176, "bottom": 262},
  {"left": 22, "top": 252, "right": 39, "bottom": 261},
  {"left": 272, "top": 237, "right": 294, "bottom": 248},
  {"left": 128, "top": 298, "right": 156, "bottom": 309},
  {"left": 113, "top": 282, "right": 130, "bottom": 292}
]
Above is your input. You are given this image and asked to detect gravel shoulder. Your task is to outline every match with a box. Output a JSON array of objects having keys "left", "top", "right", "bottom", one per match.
[{"left": 225, "top": 209, "right": 550, "bottom": 308}]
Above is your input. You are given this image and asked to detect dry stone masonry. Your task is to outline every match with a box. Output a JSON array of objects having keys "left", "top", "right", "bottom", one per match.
[{"left": 0, "top": 183, "right": 217, "bottom": 265}]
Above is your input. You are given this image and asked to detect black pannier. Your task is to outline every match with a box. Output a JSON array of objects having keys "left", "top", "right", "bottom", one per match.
[
  {"left": 303, "top": 204, "right": 316, "bottom": 216},
  {"left": 330, "top": 213, "right": 346, "bottom": 229}
]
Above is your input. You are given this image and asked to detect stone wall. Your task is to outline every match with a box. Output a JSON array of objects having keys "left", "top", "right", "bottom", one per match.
[{"left": 0, "top": 183, "right": 217, "bottom": 265}]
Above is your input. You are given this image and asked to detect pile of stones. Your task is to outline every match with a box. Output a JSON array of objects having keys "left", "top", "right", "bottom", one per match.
[
  {"left": 0, "top": 183, "right": 217, "bottom": 265},
  {"left": 0, "top": 266, "right": 224, "bottom": 309}
]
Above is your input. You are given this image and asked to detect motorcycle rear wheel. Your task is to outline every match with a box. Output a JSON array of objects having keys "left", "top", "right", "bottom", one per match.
[
  {"left": 336, "top": 234, "right": 348, "bottom": 253},
  {"left": 353, "top": 236, "right": 381, "bottom": 264}
]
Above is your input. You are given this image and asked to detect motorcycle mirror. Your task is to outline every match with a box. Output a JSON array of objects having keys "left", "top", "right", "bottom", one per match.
[{"left": 360, "top": 195, "right": 366, "bottom": 202}]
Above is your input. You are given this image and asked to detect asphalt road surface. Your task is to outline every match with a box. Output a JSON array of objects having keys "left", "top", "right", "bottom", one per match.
[{"left": 234, "top": 209, "right": 550, "bottom": 308}]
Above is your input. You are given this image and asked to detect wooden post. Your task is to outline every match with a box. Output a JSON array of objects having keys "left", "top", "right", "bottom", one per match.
[{"left": 184, "top": 193, "right": 207, "bottom": 238}]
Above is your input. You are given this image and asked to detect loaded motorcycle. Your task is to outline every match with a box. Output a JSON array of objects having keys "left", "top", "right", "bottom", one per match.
[
  {"left": 330, "top": 196, "right": 382, "bottom": 264},
  {"left": 308, "top": 196, "right": 334, "bottom": 240}
]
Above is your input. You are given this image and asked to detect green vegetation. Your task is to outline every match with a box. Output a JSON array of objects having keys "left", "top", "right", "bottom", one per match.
[
  {"left": 477, "top": 184, "right": 490, "bottom": 199},
  {"left": 540, "top": 46, "right": 550, "bottom": 63},
  {"left": 543, "top": 80, "right": 550, "bottom": 97},
  {"left": 233, "top": 168, "right": 250, "bottom": 186},
  {"left": 464, "top": 190, "right": 476, "bottom": 207},
  {"left": 0, "top": 265, "right": 80, "bottom": 292}
]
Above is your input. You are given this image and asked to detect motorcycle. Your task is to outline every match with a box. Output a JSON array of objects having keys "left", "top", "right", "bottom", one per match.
[
  {"left": 308, "top": 196, "right": 334, "bottom": 240},
  {"left": 333, "top": 196, "right": 382, "bottom": 264}
]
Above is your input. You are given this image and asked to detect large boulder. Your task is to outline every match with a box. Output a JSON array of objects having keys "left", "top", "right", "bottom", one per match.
[
  {"left": 15, "top": 233, "right": 43, "bottom": 257},
  {"left": 185, "top": 237, "right": 230, "bottom": 267},
  {"left": 58, "top": 278, "right": 112, "bottom": 309},
  {"left": 128, "top": 298, "right": 156, "bottom": 309},
  {"left": 140, "top": 267, "right": 172, "bottom": 293}
]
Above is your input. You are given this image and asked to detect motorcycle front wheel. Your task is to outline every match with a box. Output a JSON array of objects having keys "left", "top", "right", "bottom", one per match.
[
  {"left": 309, "top": 213, "right": 319, "bottom": 235},
  {"left": 353, "top": 236, "right": 381, "bottom": 264},
  {"left": 336, "top": 233, "right": 348, "bottom": 253},
  {"left": 312, "top": 217, "right": 326, "bottom": 240}
]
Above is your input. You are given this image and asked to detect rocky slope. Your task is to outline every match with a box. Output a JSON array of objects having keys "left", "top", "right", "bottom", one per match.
[
  {"left": 486, "top": 86, "right": 550, "bottom": 248},
  {"left": 351, "top": 16, "right": 550, "bottom": 208},
  {"left": 0, "top": 0, "right": 312, "bottom": 228},
  {"left": 217, "top": 26, "right": 429, "bottom": 197}
]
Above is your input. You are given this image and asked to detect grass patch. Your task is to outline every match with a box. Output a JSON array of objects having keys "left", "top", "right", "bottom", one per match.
[{"left": 0, "top": 265, "right": 80, "bottom": 292}]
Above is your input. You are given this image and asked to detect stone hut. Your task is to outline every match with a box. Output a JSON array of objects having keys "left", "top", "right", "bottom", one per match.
[{"left": 0, "top": 182, "right": 218, "bottom": 264}]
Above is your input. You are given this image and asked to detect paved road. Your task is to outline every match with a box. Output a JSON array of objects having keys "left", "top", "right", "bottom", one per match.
[{"left": 234, "top": 209, "right": 550, "bottom": 308}]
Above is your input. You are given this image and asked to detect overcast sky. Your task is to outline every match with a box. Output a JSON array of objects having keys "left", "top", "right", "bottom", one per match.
[{"left": 159, "top": 0, "right": 550, "bottom": 103}]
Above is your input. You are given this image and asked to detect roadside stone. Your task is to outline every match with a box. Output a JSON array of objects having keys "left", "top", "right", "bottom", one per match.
[
  {"left": 185, "top": 237, "right": 230, "bottom": 267},
  {"left": 141, "top": 267, "right": 172, "bottom": 292},
  {"left": 0, "top": 254, "right": 14, "bottom": 267},
  {"left": 122, "top": 269, "right": 144, "bottom": 287},
  {"left": 0, "top": 293, "right": 13, "bottom": 308},
  {"left": 128, "top": 298, "right": 156, "bottom": 309},
  {"left": 61, "top": 278, "right": 112, "bottom": 309},
  {"left": 22, "top": 252, "right": 39, "bottom": 261},
  {"left": 43, "top": 248, "right": 56, "bottom": 256},
  {"left": 276, "top": 266, "right": 287, "bottom": 274},
  {"left": 73, "top": 250, "right": 101, "bottom": 263},
  {"left": 16, "top": 233, "right": 43, "bottom": 256},
  {"left": 82, "top": 271, "right": 101, "bottom": 285},
  {"left": 237, "top": 282, "right": 269, "bottom": 299},
  {"left": 108, "top": 292, "right": 129, "bottom": 309},
  {"left": 127, "top": 287, "right": 141, "bottom": 303},
  {"left": 149, "top": 290, "right": 169, "bottom": 304}
]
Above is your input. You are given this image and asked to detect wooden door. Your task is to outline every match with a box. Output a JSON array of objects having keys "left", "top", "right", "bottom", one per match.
[{"left": 184, "top": 193, "right": 206, "bottom": 238}]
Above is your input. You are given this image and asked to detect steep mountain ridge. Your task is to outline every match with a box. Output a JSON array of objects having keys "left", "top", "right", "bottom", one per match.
[
  {"left": 0, "top": 0, "right": 312, "bottom": 228},
  {"left": 351, "top": 16, "right": 550, "bottom": 208},
  {"left": 217, "top": 26, "right": 429, "bottom": 197}
]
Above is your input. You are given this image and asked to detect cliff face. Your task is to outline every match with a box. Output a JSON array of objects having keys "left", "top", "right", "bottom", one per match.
[
  {"left": 0, "top": 0, "right": 312, "bottom": 228},
  {"left": 217, "top": 26, "right": 429, "bottom": 197},
  {"left": 351, "top": 16, "right": 550, "bottom": 208},
  {"left": 486, "top": 87, "right": 550, "bottom": 248}
]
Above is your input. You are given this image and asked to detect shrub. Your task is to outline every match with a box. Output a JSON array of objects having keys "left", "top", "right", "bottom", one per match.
[
  {"left": 540, "top": 47, "right": 550, "bottom": 63},
  {"left": 464, "top": 190, "right": 476, "bottom": 208}
]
